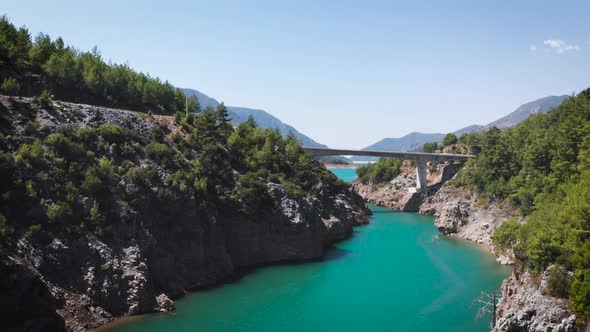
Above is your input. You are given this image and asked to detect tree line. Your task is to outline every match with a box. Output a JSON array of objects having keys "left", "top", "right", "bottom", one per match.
[{"left": 0, "top": 15, "right": 198, "bottom": 113}]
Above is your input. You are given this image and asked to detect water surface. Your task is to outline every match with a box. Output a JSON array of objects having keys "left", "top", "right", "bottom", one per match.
[{"left": 108, "top": 168, "right": 509, "bottom": 332}]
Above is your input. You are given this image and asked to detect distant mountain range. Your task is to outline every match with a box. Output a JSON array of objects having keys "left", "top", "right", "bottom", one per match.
[
  {"left": 352, "top": 95, "right": 568, "bottom": 161},
  {"left": 182, "top": 88, "right": 326, "bottom": 148}
]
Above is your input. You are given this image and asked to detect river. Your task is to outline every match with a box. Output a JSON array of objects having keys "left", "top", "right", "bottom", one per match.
[{"left": 106, "top": 168, "right": 510, "bottom": 332}]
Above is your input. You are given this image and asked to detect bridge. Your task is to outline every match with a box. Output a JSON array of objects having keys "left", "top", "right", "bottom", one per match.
[{"left": 302, "top": 147, "right": 474, "bottom": 192}]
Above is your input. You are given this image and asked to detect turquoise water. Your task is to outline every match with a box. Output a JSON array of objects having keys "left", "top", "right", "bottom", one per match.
[{"left": 108, "top": 168, "right": 510, "bottom": 332}]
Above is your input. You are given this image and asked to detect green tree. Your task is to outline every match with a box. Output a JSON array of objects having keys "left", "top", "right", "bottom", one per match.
[
  {"left": 423, "top": 142, "right": 439, "bottom": 153},
  {"left": 1, "top": 77, "right": 21, "bottom": 95},
  {"left": 442, "top": 133, "right": 458, "bottom": 146}
]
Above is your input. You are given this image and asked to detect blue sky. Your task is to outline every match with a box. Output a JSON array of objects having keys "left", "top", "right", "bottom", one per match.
[{"left": 4, "top": 1, "right": 590, "bottom": 148}]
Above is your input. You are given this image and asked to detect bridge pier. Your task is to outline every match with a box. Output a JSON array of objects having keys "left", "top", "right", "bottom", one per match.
[{"left": 415, "top": 158, "right": 428, "bottom": 192}]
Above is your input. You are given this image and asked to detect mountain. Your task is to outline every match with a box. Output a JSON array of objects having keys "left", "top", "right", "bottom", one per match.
[
  {"left": 453, "top": 124, "right": 484, "bottom": 136},
  {"left": 355, "top": 95, "right": 568, "bottom": 159},
  {"left": 182, "top": 88, "right": 326, "bottom": 148},
  {"left": 349, "top": 132, "right": 445, "bottom": 161},
  {"left": 364, "top": 132, "right": 445, "bottom": 152},
  {"left": 482, "top": 95, "right": 568, "bottom": 129}
]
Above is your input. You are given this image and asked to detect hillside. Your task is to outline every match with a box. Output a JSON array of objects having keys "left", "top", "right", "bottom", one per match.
[
  {"left": 483, "top": 95, "right": 568, "bottom": 129},
  {"left": 0, "top": 96, "right": 369, "bottom": 331},
  {"left": 182, "top": 88, "right": 326, "bottom": 148}
]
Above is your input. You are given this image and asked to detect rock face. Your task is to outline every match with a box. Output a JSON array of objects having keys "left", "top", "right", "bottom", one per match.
[
  {"left": 8, "top": 186, "right": 369, "bottom": 332},
  {"left": 352, "top": 162, "right": 580, "bottom": 331},
  {"left": 0, "top": 252, "right": 66, "bottom": 332},
  {"left": 494, "top": 269, "right": 576, "bottom": 332},
  {"left": 420, "top": 186, "right": 519, "bottom": 256},
  {"left": 353, "top": 172, "right": 424, "bottom": 211},
  {"left": 0, "top": 97, "right": 371, "bottom": 331}
]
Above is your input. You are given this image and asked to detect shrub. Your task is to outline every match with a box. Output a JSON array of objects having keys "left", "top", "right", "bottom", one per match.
[
  {"left": 125, "top": 165, "right": 159, "bottom": 188},
  {"left": 0, "top": 77, "right": 21, "bottom": 95},
  {"left": 22, "top": 121, "right": 39, "bottom": 135},
  {"left": 571, "top": 269, "right": 590, "bottom": 321},
  {"left": 97, "top": 124, "right": 132, "bottom": 145},
  {"left": 89, "top": 201, "right": 103, "bottom": 224},
  {"left": 35, "top": 90, "right": 53, "bottom": 109},
  {"left": 0, "top": 212, "right": 14, "bottom": 243},
  {"left": 81, "top": 172, "right": 103, "bottom": 195},
  {"left": 17, "top": 139, "right": 45, "bottom": 167},
  {"left": 492, "top": 220, "right": 521, "bottom": 255},
  {"left": 81, "top": 158, "right": 114, "bottom": 195},
  {"left": 547, "top": 265, "right": 571, "bottom": 298},
  {"left": 150, "top": 124, "right": 166, "bottom": 142},
  {"left": 145, "top": 142, "right": 175, "bottom": 164},
  {"left": 76, "top": 127, "right": 97, "bottom": 145},
  {"left": 443, "top": 133, "right": 458, "bottom": 146},
  {"left": 0, "top": 150, "right": 15, "bottom": 189},
  {"left": 46, "top": 201, "right": 73, "bottom": 223},
  {"left": 46, "top": 133, "right": 85, "bottom": 159},
  {"left": 174, "top": 112, "right": 183, "bottom": 124},
  {"left": 423, "top": 142, "right": 439, "bottom": 153}
]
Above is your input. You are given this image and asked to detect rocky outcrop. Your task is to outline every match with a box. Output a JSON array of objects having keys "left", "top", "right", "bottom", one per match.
[
  {"left": 353, "top": 172, "right": 424, "bottom": 211},
  {"left": 494, "top": 269, "right": 576, "bottom": 332},
  {"left": 420, "top": 186, "right": 520, "bottom": 258}
]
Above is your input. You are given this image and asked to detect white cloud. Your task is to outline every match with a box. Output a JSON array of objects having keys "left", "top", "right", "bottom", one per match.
[
  {"left": 543, "top": 39, "right": 580, "bottom": 54},
  {"left": 529, "top": 44, "right": 537, "bottom": 51}
]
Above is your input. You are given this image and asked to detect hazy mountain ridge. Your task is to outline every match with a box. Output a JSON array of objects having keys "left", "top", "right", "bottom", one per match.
[
  {"left": 357, "top": 95, "right": 568, "bottom": 157},
  {"left": 182, "top": 88, "right": 326, "bottom": 148},
  {"left": 483, "top": 95, "right": 568, "bottom": 129}
]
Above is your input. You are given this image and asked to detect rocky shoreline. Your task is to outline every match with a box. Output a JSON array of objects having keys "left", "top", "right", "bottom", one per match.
[{"left": 352, "top": 162, "right": 579, "bottom": 332}]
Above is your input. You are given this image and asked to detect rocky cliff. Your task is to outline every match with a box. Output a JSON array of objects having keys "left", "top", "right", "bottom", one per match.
[
  {"left": 0, "top": 96, "right": 370, "bottom": 331},
  {"left": 493, "top": 269, "right": 577, "bottom": 332},
  {"left": 352, "top": 162, "right": 580, "bottom": 331}
]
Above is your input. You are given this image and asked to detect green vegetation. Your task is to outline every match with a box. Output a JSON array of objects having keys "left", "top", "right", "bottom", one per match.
[
  {"left": 356, "top": 158, "right": 403, "bottom": 184},
  {"left": 0, "top": 15, "right": 198, "bottom": 114},
  {"left": 1, "top": 76, "right": 20, "bottom": 95},
  {"left": 463, "top": 89, "right": 590, "bottom": 321},
  {"left": 442, "top": 133, "right": 458, "bottom": 146},
  {"left": 422, "top": 142, "right": 439, "bottom": 153}
]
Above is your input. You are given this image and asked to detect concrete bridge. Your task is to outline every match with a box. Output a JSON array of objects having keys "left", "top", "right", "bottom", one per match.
[{"left": 302, "top": 147, "right": 474, "bottom": 192}]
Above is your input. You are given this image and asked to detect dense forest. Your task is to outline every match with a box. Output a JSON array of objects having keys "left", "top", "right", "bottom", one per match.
[
  {"left": 452, "top": 90, "right": 590, "bottom": 321},
  {"left": 0, "top": 15, "right": 198, "bottom": 113}
]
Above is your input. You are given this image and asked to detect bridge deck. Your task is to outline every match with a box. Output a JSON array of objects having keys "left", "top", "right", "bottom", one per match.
[{"left": 302, "top": 147, "right": 473, "bottom": 162}]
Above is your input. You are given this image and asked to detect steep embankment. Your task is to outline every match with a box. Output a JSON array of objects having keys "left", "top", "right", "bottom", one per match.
[
  {"left": 352, "top": 164, "right": 578, "bottom": 332},
  {"left": 0, "top": 96, "right": 370, "bottom": 332}
]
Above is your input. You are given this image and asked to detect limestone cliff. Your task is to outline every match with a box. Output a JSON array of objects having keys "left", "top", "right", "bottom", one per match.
[{"left": 493, "top": 269, "right": 577, "bottom": 332}]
